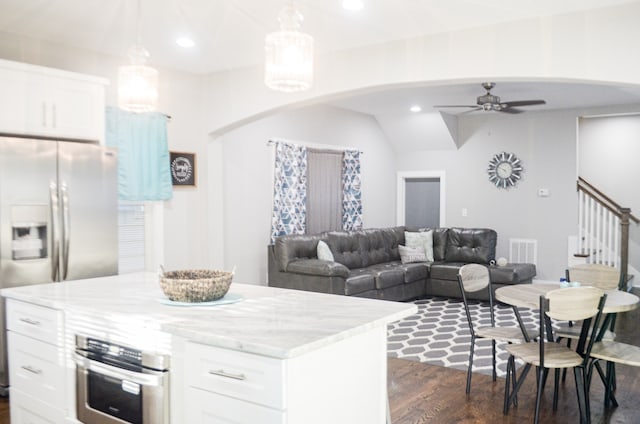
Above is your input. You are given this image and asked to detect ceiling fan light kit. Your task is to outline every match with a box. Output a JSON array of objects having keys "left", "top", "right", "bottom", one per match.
[{"left": 435, "top": 82, "right": 546, "bottom": 114}]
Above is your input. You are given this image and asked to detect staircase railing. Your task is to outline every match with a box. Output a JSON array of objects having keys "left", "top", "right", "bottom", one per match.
[{"left": 577, "top": 177, "right": 639, "bottom": 289}]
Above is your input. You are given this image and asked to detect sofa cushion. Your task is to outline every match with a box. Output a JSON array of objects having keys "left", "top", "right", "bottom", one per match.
[
  {"left": 490, "top": 263, "right": 537, "bottom": 284},
  {"left": 386, "top": 227, "right": 406, "bottom": 261},
  {"left": 345, "top": 269, "right": 376, "bottom": 295},
  {"left": 286, "top": 259, "right": 349, "bottom": 278},
  {"left": 360, "top": 229, "right": 392, "bottom": 267},
  {"left": 366, "top": 263, "right": 405, "bottom": 289},
  {"left": 327, "top": 231, "right": 365, "bottom": 269},
  {"left": 400, "top": 262, "right": 429, "bottom": 283},
  {"left": 274, "top": 234, "right": 322, "bottom": 271},
  {"left": 429, "top": 262, "right": 466, "bottom": 281},
  {"left": 444, "top": 228, "right": 497, "bottom": 264},
  {"left": 432, "top": 228, "right": 449, "bottom": 261}
]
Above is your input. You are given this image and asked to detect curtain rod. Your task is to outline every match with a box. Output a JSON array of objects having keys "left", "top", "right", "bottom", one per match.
[{"left": 266, "top": 139, "right": 362, "bottom": 154}]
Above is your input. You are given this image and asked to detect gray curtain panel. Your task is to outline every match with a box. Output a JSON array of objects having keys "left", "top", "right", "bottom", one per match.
[{"left": 306, "top": 149, "right": 343, "bottom": 234}]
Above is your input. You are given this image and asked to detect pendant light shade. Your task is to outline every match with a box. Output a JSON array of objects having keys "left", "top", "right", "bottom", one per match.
[
  {"left": 264, "top": 2, "right": 314, "bottom": 93},
  {"left": 118, "top": 1, "right": 158, "bottom": 112}
]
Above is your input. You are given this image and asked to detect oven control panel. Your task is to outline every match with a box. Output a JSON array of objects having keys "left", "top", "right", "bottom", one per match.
[{"left": 84, "top": 337, "right": 143, "bottom": 365}]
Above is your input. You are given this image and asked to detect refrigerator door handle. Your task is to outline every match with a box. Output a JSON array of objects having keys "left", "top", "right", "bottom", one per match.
[
  {"left": 61, "top": 182, "right": 70, "bottom": 280},
  {"left": 49, "top": 182, "right": 60, "bottom": 282}
]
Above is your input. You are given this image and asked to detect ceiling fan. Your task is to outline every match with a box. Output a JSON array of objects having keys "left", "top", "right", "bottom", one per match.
[{"left": 434, "top": 82, "right": 546, "bottom": 114}]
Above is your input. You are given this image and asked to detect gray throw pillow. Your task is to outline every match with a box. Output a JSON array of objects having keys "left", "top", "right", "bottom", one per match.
[
  {"left": 317, "top": 240, "right": 334, "bottom": 261},
  {"left": 398, "top": 245, "right": 427, "bottom": 264}
]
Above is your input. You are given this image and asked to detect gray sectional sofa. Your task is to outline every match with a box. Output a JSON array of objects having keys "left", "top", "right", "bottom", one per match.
[{"left": 267, "top": 226, "right": 536, "bottom": 301}]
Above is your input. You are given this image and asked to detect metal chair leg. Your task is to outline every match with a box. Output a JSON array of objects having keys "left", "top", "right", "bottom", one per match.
[
  {"left": 466, "top": 335, "right": 475, "bottom": 394},
  {"left": 553, "top": 368, "right": 560, "bottom": 410},
  {"left": 492, "top": 339, "right": 497, "bottom": 381},
  {"left": 534, "top": 368, "right": 548, "bottom": 424}
]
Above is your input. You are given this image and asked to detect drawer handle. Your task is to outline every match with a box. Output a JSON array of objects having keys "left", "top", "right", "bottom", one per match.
[
  {"left": 208, "top": 369, "right": 246, "bottom": 381},
  {"left": 19, "top": 317, "right": 41, "bottom": 326},
  {"left": 21, "top": 365, "right": 42, "bottom": 375}
]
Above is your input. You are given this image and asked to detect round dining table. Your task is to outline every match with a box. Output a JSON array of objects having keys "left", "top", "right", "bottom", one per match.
[
  {"left": 496, "top": 282, "right": 639, "bottom": 415},
  {"left": 495, "top": 283, "right": 639, "bottom": 314}
]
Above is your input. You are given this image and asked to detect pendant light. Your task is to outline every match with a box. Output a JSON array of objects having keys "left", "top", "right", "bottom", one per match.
[
  {"left": 264, "top": 1, "right": 314, "bottom": 93},
  {"left": 118, "top": 0, "right": 159, "bottom": 112}
]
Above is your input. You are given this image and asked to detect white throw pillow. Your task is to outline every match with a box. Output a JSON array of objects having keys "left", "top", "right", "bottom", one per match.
[
  {"left": 398, "top": 245, "right": 427, "bottom": 264},
  {"left": 404, "top": 230, "right": 434, "bottom": 262},
  {"left": 317, "top": 240, "right": 334, "bottom": 261}
]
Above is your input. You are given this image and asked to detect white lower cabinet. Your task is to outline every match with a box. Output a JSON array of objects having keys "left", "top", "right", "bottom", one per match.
[
  {"left": 6, "top": 299, "right": 67, "bottom": 424},
  {"left": 184, "top": 341, "right": 286, "bottom": 423},
  {"left": 8, "top": 332, "right": 65, "bottom": 405},
  {"left": 185, "top": 387, "right": 285, "bottom": 424},
  {"left": 181, "top": 326, "right": 387, "bottom": 424},
  {"left": 10, "top": 388, "right": 66, "bottom": 424}
]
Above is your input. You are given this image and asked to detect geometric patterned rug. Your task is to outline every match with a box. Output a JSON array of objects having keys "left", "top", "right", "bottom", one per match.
[{"left": 387, "top": 296, "right": 538, "bottom": 377}]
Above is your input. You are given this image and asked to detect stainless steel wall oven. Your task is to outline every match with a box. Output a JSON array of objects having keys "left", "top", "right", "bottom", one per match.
[{"left": 74, "top": 335, "right": 170, "bottom": 424}]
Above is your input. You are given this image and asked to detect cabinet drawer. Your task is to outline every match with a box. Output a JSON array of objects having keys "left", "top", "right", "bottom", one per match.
[
  {"left": 185, "top": 342, "right": 285, "bottom": 409},
  {"left": 7, "top": 300, "right": 63, "bottom": 345},
  {"left": 9, "top": 387, "right": 66, "bottom": 424},
  {"left": 185, "top": 387, "right": 285, "bottom": 424},
  {"left": 8, "top": 332, "right": 65, "bottom": 406}
]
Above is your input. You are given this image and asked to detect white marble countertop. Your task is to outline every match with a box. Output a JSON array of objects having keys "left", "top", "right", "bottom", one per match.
[{"left": 1, "top": 272, "right": 416, "bottom": 359}]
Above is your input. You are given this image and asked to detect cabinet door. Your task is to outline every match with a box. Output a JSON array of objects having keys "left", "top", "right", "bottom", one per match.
[
  {"left": 7, "top": 332, "right": 65, "bottom": 406},
  {"left": 7, "top": 300, "right": 63, "bottom": 346},
  {"left": 47, "top": 77, "right": 104, "bottom": 141},
  {"left": 185, "top": 341, "right": 285, "bottom": 409},
  {"left": 9, "top": 388, "right": 66, "bottom": 424},
  {"left": 0, "top": 66, "right": 27, "bottom": 133},
  {"left": 185, "top": 387, "right": 285, "bottom": 424},
  {"left": 24, "top": 74, "right": 105, "bottom": 142}
]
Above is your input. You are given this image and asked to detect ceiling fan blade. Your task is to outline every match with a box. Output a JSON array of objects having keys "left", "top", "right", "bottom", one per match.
[
  {"left": 503, "top": 100, "right": 546, "bottom": 107},
  {"left": 432, "top": 105, "right": 478, "bottom": 108},
  {"left": 498, "top": 107, "right": 524, "bottom": 114}
]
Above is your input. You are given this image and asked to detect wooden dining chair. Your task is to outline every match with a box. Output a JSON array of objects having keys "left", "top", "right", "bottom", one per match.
[
  {"left": 457, "top": 264, "right": 533, "bottom": 394},
  {"left": 556, "top": 264, "right": 620, "bottom": 382},
  {"left": 503, "top": 287, "right": 606, "bottom": 424},
  {"left": 587, "top": 339, "right": 640, "bottom": 408}
]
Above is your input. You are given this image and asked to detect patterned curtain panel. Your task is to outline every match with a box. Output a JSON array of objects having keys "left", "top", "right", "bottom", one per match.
[
  {"left": 270, "top": 141, "right": 308, "bottom": 243},
  {"left": 342, "top": 149, "right": 363, "bottom": 230}
]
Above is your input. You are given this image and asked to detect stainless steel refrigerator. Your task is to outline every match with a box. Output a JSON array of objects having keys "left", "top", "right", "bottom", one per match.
[{"left": 0, "top": 135, "right": 118, "bottom": 394}]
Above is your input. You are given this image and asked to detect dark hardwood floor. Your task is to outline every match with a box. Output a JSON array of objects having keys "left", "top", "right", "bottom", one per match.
[
  {"left": 0, "top": 290, "right": 638, "bottom": 423},
  {"left": 388, "top": 288, "right": 640, "bottom": 424}
]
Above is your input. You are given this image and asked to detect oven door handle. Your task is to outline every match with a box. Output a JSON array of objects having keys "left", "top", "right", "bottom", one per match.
[{"left": 74, "top": 353, "right": 166, "bottom": 386}]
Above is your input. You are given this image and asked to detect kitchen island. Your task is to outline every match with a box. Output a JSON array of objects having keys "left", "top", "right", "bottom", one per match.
[{"left": 1, "top": 272, "right": 415, "bottom": 424}]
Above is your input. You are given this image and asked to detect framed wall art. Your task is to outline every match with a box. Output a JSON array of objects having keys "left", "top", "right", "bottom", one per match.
[{"left": 170, "top": 151, "right": 197, "bottom": 187}]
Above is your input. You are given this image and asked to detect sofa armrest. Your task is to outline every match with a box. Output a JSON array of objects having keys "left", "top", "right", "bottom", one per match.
[{"left": 286, "top": 259, "right": 350, "bottom": 278}]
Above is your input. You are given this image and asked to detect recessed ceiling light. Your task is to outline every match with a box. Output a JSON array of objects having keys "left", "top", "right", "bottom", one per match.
[
  {"left": 176, "top": 37, "right": 195, "bottom": 48},
  {"left": 342, "top": 0, "right": 363, "bottom": 11},
  {"left": 410, "top": 105, "right": 422, "bottom": 113}
]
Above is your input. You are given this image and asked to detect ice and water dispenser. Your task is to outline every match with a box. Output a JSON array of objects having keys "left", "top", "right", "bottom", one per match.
[{"left": 11, "top": 205, "right": 48, "bottom": 260}]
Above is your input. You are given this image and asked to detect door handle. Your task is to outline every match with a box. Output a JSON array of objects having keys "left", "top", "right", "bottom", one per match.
[
  {"left": 49, "top": 182, "right": 60, "bottom": 282},
  {"left": 61, "top": 182, "right": 70, "bottom": 280}
]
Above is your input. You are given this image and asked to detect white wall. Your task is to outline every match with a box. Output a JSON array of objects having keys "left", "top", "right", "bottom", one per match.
[
  {"left": 0, "top": 33, "right": 210, "bottom": 271},
  {"left": 203, "top": 1, "right": 640, "bottom": 134},
  {"left": 396, "top": 110, "right": 580, "bottom": 281},
  {"left": 213, "top": 104, "right": 396, "bottom": 284}
]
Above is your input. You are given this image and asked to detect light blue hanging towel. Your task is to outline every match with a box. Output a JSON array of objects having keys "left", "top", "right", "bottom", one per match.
[{"left": 105, "top": 106, "right": 173, "bottom": 201}]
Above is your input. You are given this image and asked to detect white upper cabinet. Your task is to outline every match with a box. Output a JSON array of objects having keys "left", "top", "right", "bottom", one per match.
[{"left": 0, "top": 59, "right": 107, "bottom": 143}]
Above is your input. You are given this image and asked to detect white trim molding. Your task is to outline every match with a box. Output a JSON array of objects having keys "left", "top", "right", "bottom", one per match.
[{"left": 396, "top": 170, "right": 446, "bottom": 227}]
